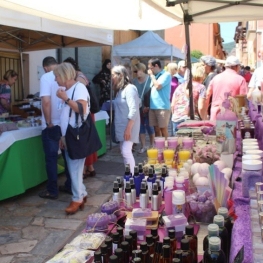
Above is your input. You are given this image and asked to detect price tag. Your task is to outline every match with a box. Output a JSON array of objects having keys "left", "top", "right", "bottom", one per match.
[{"left": 233, "top": 245, "right": 244, "bottom": 263}]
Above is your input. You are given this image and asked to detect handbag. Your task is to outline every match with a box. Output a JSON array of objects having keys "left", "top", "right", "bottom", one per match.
[
  {"left": 65, "top": 87, "right": 102, "bottom": 160},
  {"left": 86, "top": 84, "right": 100, "bottom": 114}
]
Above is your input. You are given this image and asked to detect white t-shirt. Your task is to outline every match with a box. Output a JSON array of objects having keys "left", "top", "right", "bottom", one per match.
[
  {"left": 248, "top": 66, "right": 263, "bottom": 89},
  {"left": 60, "top": 82, "right": 90, "bottom": 136},
  {"left": 40, "top": 71, "right": 62, "bottom": 129}
]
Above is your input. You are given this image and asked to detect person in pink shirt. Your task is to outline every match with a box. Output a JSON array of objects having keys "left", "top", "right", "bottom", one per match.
[{"left": 206, "top": 56, "right": 247, "bottom": 120}]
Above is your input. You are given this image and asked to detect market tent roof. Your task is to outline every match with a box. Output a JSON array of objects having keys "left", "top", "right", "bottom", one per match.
[
  {"left": 0, "top": 6, "right": 113, "bottom": 52},
  {"left": 112, "top": 31, "right": 184, "bottom": 59}
]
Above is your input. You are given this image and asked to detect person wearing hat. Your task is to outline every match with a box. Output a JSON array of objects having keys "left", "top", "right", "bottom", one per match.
[
  {"left": 175, "top": 60, "right": 187, "bottom": 84},
  {"left": 200, "top": 55, "right": 217, "bottom": 118},
  {"left": 206, "top": 55, "right": 247, "bottom": 120}
]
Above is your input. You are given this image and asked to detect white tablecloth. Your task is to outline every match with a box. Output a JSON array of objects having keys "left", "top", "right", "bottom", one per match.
[
  {"left": 94, "top": 110, "right": 110, "bottom": 124},
  {"left": 0, "top": 126, "right": 42, "bottom": 154}
]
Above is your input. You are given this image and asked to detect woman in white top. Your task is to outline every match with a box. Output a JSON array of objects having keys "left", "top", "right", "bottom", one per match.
[{"left": 55, "top": 62, "right": 89, "bottom": 215}]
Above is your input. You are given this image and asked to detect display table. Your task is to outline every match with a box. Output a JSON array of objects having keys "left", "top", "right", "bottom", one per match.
[{"left": 0, "top": 127, "right": 47, "bottom": 201}]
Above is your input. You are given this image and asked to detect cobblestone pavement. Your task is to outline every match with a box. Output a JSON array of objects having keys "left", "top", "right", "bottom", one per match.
[{"left": 0, "top": 136, "right": 147, "bottom": 263}]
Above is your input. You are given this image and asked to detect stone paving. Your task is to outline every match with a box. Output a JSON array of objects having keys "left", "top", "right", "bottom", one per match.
[{"left": 0, "top": 136, "right": 147, "bottom": 263}]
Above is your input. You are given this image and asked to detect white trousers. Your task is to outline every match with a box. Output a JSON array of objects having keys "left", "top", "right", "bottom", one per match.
[{"left": 120, "top": 141, "right": 135, "bottom": 176}]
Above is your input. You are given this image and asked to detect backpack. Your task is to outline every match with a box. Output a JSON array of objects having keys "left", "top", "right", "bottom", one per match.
[{"left": 86, "top": 84, "right": 100, "bottom": 114}]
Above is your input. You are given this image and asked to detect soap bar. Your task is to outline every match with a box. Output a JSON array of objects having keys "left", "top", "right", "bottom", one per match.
[
  {"left": 162, "top": 214, "right": 187, "bottom": 228},
  {"left": 132, "top": 208, "right": 152, "bottom": 218},
  {"left": 125, "top": 218, "right": 147, "bottom": 231}
]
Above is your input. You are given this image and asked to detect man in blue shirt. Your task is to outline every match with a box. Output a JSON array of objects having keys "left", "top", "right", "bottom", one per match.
[{"left": 148, "top": 58, "right": 172, "bottom": 139}]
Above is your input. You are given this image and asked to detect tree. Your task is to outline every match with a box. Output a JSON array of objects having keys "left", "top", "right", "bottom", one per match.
[{"left": 191, "top": 50, "right": 203, "bottom": 59}]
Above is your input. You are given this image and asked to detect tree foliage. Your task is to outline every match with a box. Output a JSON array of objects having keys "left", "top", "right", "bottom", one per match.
[{"left": 191, "top": 50, "right": 204, "bottom": 59}]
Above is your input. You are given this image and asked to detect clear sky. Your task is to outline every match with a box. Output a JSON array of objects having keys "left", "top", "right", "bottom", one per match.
[{"left": 219, "top": 22, "right": 238, "bottom": 43}]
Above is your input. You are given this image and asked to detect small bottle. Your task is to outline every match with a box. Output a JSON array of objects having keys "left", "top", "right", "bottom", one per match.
[
  {"left": 151, "top": 228, "right": 159, "bottom": 245},
  {"left": 133, "top": 257, "right": 142, "bottom": 263},
  {"left": 124, "top": 164, "right": 132, "bottom": 188},
  {"left": 94, "top": 250, "right": 102, "bottom": 263},
  {"left": 163, "top": 237, "right": 171, "bottom": 246},
  {"left": 121, "top": 241, "right": 130, "bottom": 262},
  {"left": 130, "top": 177, "right": 136, "bottom": 204},
  {"left": 101, "top": 243, "right": 109, "bottom": 263},
  {"left": 140, "top": 242, "right": 149, "bottom": 263},
  {"left": 134, "top": 166, "right": 142, "bottom": 197},
  {"left": 168, "top": 229, "right": 177, "bottom": 256},
  {"left": 146, "top": 234, "right": 155, "bottom": 256},
  {"left": 155, "top": 179, "right": 162, "bottom": 208},
  {"left": 132, "top": 250, "right": 142, "bottom": 261},
  {"left": 117, "top": 227, "right": 124, "bottom": 243},
  {"left": 109, "top": 254, "right": 118, "bottom": 263},
  {"left": 160, "top": 167, "right": 167, "bottom": 197},
  {"left": 203, "top": 237, "right": 226, "bottom": 263},
  {"left": 140, "top": 182, "right": 147, "bottom": 209},
  {"left": 125, "top": 235, "right": 133, "bottom": 257},
  {"left": 114, "top": 248, "right": 123, "bottom": 263},
  {"left": 213, "top": 215, "right": 229, "bottom": 263},
  {"left": 112, "top": 232, "right": 120, "bottom": 251},
  {"left": 113, "top": 181, "right": 120, "bottom": 204},
  {"left": 152, "top": 241, "right": 163, "bottom": 263},
  {"left": 172, "top": 258, "right": 181, "bottom": 263},
  {"left": 182, "top": 225, "right": 198, "bottom": 263},
  {"left": 138, "top": 163, "right": 145, "bottom": 180},
  {"left": 116, "top": 177, "right": 123, "bottom": 201},
  {"left": 147, "top": 168, "right": 156, "bottom": 198},
  {"left": 151, "top": 183, "right": 159, "bottom": 211},
  {"left": 142, "top": 179, "right": 149, "bottom": 205},
  {"left": 162, "top": 245, "right": 171, "bottom": 263},
  {"left": 172, "top": 190, "right": 186, "bottom": 215},
  {"left": 203, "top": 224, "right": 219, "bottom": 253},
  {"left": 173, "top": 249, "right": 183, "bottom": 261},
  {"left": 125, "top": 182, "right": 132, "bottom": 208},
  {"left": 105, "top": 236, "right": 113, "bottom": 257},
  {"left": 129, "top": 230, "right": 138, "bottom": 251},
  {"left": 180, "top": 239, "right": 194, "bottom": 263}
]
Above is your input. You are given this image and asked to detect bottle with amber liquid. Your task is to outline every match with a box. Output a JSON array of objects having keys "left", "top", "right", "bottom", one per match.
[
  {"left": 125, "top": 235, "right": 133, "bottom": 257},
  {"left": 112, "top": 232, "right": 120, "bottom": 251},
  {"left": 152, "top": 241, "right": 163, "bottom": 263},
  {"left": 172, "top": 259, "right": 181, "bottom": 263},
  {"left": 109, "top": 254, "right": 118, "bottom": 263},
  {"left": 146, "top": 234, "right": 155, "bottom": 256},
  {"left": 180, "top": 239, "right": 193, "bottom": 263},
  {"left": 182, "top": 225, "right": 198, "bottom": 263},
  {"left": 129, "top": 230, "right": 138, "bottom": 251},
  {"left": 173, "top": 249, "right": 182, "bottom": 261},
  {"left": 94, "top": 250, "right": 102, "bottom": 263},
  {"left": 168, "top": 229, "right": 177, "bottom": 255},
  {"left": 160, "top": 245, "right": 171, "bottom": 263},
  {"left": 114, "top": 248, "right": 123, "bottom": 263},
  {"left": 105, "top": 236, "right": 113, "bottom": 257},
  {"left": 203, "top": 237, "right": 226, "bottom": 263},
  {"left": 121, "top": 241, "right": 130, "bottom": 262},
  {"left": 101, "top": 243, "right": 109, "bottom": 263},
  {"left": 151, "top": 228, "right": 160, "bottom": 245},
  {"left": 140, "top": 242, "right": 149, "bottom": 263}
]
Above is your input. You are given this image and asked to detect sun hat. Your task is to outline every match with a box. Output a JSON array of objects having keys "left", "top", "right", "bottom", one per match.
[
  {"left": 200, "top": 55, "right": 216, "bottom": 66},
  {"left": 225, "top": 56, "right": 241, "bottom": 67}
]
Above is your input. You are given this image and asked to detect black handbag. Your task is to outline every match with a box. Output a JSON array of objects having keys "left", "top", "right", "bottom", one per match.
[{"left": 65, "top": 88, "right": 102, "bottom": 160}]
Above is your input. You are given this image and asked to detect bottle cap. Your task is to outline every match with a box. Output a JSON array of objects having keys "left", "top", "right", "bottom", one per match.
[
  {"left": 140, "top": 242, "right": 148, "bottom": 252},
  {"left": 152, "top": 183, "right": 158, "bottom": 195},
  {"left": 151, "top": 228, "right": 158, "bottom": 237},
  {"left": 134, "top": 166, "right": 139, "bottom": 176},
  {"left": 125, "top": 164, "right": 130, "bottom": 174},
  {"left": 94, "top": 250, "right": 102, "bottom": 262},
  {"left": 109, "top": 254, "right": 118, "bottom": 263},
  {"left": 242, "top": 154, "right": 261, "bottom": 161},
  {"left": 172, "top": 190, "right": 185, "bottom": 205},
  {"left": 162, "top": 167, "right": 167, "bottom": 177},
  {"left": 185, "top": 225, "right": 194, "bottom": 235},
  {"left": 148, "top": 167, "right": 154, "bottom": 177},
  {"left": 132, "top": 250, "right": 142, "bottom": 259},
  {"left": 173, "top": 249, "right": 183, "bottom": 259},
  {"left": 180, "top": 239, "right": 189, "bottom": 250},
  {"left": 121, "top": 241, "right": 129, "bottom": 251},
  {"left": 245, "top": 149, "right": 263, "bottom": 157},
  {"left": 114, "top": 248, "right": 123, "bottom": 258},
  {"left": 113, "top": 181, "right": 120, "bottom": 193},
  {"left": 117, "top": 227, "right": 123, "bottom": 237},
  {"left": 213, "top": 215, "right": 224, "bottom": 227},
  {"left": 105, "top": 236, "right": 112, "bottom": 247},
  {"left": 130, "top": 177, "right": 135, "bottom": 185},
  {"left": 163, "top": 237, "right": 170, "bottom": 246},
  {"left": 100, "top": 243, "right": 108, "bottom": 254},
  {"left": 112, "top": 232, "right": 120, "bottom": 242},
  {"left": 162, "top": 245, "right": 171, "bottom": 258},
  {"left": 172, "top": 259, "right": 181, "bottom": 263},
  {"left": 125, "top": 182, "right": 131, "bottom": 193},
  {"left": 218, "top": 207, "right": 228, "bottom": 219},
  {"left": 138, "top": 163, "right": 143, "bottom": 172},
  {"left": 242, "top": 159, "right": 262, "bottom": 170},
  {"left": 146, "top": 234, "right": 153, "bottom": 244},
  {"left": 133, "top": 258, "right": 141, "bottom": 263},
  {"left": 168, "top": 229, "right": 175, "bottom": 239},
  {"left": 155, "top": 179, "right": 161, "bottom": 191},
  {"left": 129, "top": 230, "right": 137, "bottom": 240},
  {"left": 116, "top": 177, "right": 123, "bottom": 187},
  {"left": 208, "top": 236, "right": 221, "bottom": 251},
  {"left": 207, "top": 224, "right": 219, "bottom": 237}
]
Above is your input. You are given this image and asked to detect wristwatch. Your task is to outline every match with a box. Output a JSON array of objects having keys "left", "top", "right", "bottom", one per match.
[
  {"left": 46, "top": 122, "right": 50, "bottom": 127},
  {"left": 65, "top": 98, "right": 70, "bottom": 104}
]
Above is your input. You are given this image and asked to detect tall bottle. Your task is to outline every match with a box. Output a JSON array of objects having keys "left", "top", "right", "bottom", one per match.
[
  {"left": 121, "top": 241, "right": 130, "bottom": 262},
  {"left": 147, "top": 167, "right": 156, "bottom": 198},
  {"left": 151, "top": 228, "right": 159, "bottom": 246},
  {"left": 134, "top": 166, "right": 142, "bottom": 197},
  {"left": 168, "top": 229, "right": 177, "bottom": 256},
  {"left": 140, "top": 182, "right": 147, "bottom": 209},
  {"left": 112, "top": 181, "right": 120, "bottom": 204},
  {"left": 160, "top": 167, "right": 167, "bottom": 198},
  {"left": 146, "top": 234, "right": 155, "bottom": 256},
  {"left": 151, "top": 183, "right": 159, "bottom": 211},
  {"left": 173, "top": 249, "right": 183, "bottom": 261},
  {"left": 124, "top": 164, "right": 132, "bottom": 188},
  {"left": 117, "top": 227, "right": 124, "bottom": 243},
  {"left": 215, "top": 92, "right": 238, "bottom": 154},
  {"left": 125, "top": 235, "right": 133, "bottom": 257},
  {"left": 140, "top": 242, "right": 149, "bottom": 263},
  {"left": 155, "top": 179, "right": 162, "bottom": 208},
  {"left": 203, "top": 224, "right": 220, "bottom": 253},
  {"left": 203, "top": 237, "right": 226, "bottom": 263},
  {"left": 112, "top": 232, "right": 120, "bottom": 251},
  {"left": 129, "top": 230, "right": 138, "bottom": 251},
  {"left": 94, "top": 250, "right": 102, "bottom": 263},
  {"left": 152, "top": 241, "right": 163, "bottom": 263},
  {"left": 138, "top": 163, "right": 145, "bottom": 180},
  {"left": 105, "top": 236, "right": 113, "bottom": 257},
  {"left": 161, "top": 245, "right": 171, "bottom": 263},
  {"left": 213, "top": 215, "right": 229, "bottom": 263},
  {"left": 125, "top": 182, "right": 132, "bottom": 208},
  {"left": 114, "top": 248, "right": 123, "bottom": 263},
  {"left": 180, "top": 239, "right": 194, "bottom": 263},
  {"left": 142, "top": 179, "right": 149, "bottom": 205},
  {"left": 116, "top": 177, "right": 123, "bottom": 201},
  {"left": 130, "top": 177, "right": 136, "bottom": 204},
  {"left": 101, "top": 243, "right": 109, "bottom": 263},
  {"left": 109, "top": 254, "right": 118, "bottom": 263},
  {"left": 182, "top": 225, "right": 198, "bottom": 263}
]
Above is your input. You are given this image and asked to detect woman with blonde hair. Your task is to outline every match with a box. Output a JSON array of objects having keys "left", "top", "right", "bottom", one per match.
[
  {"left": 55, "top": 62, "right": 89, "bottom": 214},
  {"left": 171, "top": 62, "right": 207, "bottom": 133},
  {"left": 112, "top": 65, "right": 140, "bottom": 175}
]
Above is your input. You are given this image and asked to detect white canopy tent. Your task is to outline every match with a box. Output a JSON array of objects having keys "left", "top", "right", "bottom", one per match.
[{"left": 112, "top": 31, "right": 184, "bottom": 60}]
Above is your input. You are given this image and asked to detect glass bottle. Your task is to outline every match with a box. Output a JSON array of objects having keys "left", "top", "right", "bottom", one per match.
[
  {"left": 117, "top": 227, "right": 124, "bottom": 243},
  {"left": 163, "top": 237, "right": 171, "bottom": 247},
  {"left": 94, "top": 250, "right": 102, "bottom": 263},
  {"left": 129, "top": 230, "right": 138, "bottom": 251},
  {"left": 101, "top": 243, "right": 109, "bottom": 263},
  {"left": 105, "top": 236, "right": 113, "bottom": 257},
  {"left": 203, "top": 237, "right": 226, "bottom": 263},
  {"left": 109, "top": 254, "right": 118, "bottom": 263},
  {"left": 112, "top": 232, "right": 120, "bottom": 251},
  {"left": 121, "top": 241, "right": 130, "bottom": 263},
  {"left": 132, "top": 250, "right": 142, "bottom": 261},
  {"left": 182, "top": 225, "right": 198, "bottom": 263},
  {"left": 172, "top": 258, "right": 181, "bottom": 263},
  {"left": 180, "top": 239, "right": 193, "bottom": 263},
  {"left": 114, "top": 248, "right": 123, "bottom": 263},
  {"left": 203, "top": 224, "right": 220, "bottom": 253},
  {"left": 168, "top": 229, "right": 177, "bottom": 255},
  {"left": 152, "top": 241, "right": 163, "bottom": 263},
  {"left": 125, "top": 235, "right": 133, "bottom": 257},
  {"left": 146, "top": 234, "right": 155, "bottom": 256},
  {"left": 161, "top": 245, "right": 171, "bottom": 263},
  {"left": 213, "top": 215, "right": 229, "bottom": 263},
  {"left": 133, "top": 257, "right": 142, "bottom": 263},
  {"left": 140, "top": 242, "right": 149, "bottom": 263},
  {"left": 151, "top": 228, "right": 160, "bottom": 245},
  {"left": 173, "top": 249, "right": 183, "bottom": 261}
]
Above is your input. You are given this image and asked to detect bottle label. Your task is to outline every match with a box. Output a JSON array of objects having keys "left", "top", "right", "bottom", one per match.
[{"left": 112, "top": 243, "right": 118, "bottom": 252}]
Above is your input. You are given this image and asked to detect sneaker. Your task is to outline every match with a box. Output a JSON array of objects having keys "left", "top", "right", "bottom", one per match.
[
  {"left": 38, "top": 190, "right": 58, "bottom": 200},
  {"left": 59, "top": 185, "right": 72, "bottom": 195},
  {"left": 138, "top": 147, "right": 146, "bottom": 154}
]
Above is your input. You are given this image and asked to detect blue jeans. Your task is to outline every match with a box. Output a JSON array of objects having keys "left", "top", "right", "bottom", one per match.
[
  {"left": 41, "top": 125, "right": 61, "bottom": 196},
  {"left": 61, "top": 149, "right": 71, "bottom": 191},
  {"left": 65, "top": 151, "right": 87, "bottom": 202},
  {"left": 172, "top": 119, "right": 185, "bottom": 134}
]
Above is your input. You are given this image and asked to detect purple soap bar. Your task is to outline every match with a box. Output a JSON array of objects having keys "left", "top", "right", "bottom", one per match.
[
  {"left": 162, "top": 214, "right": 187, "bottom": 228},
  {"left": 125, "top": 218, "right": 147, "bottom": 231},
  {"left": 132, "top": 208, "right": 152, "bottom": 218}
]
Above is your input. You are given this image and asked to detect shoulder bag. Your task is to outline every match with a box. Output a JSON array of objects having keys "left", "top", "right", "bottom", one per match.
[{"left": 65, "top": 87, "right": 102, "bottom": 160}]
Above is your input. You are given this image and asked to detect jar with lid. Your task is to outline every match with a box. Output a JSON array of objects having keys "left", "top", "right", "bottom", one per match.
[{"left": 172, "top": 190, "right": 186, "bottom": 215}]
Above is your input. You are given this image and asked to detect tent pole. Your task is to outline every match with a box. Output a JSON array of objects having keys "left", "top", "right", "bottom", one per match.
[
  {"left": 184, "top": 18, "right": 194, "bottom": 120},
  {"left": 109, "top": 41, "right": 114, "bottom": 150},
  {"left": 19, "top": 51, "right": 25, "bottom": 99}
]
